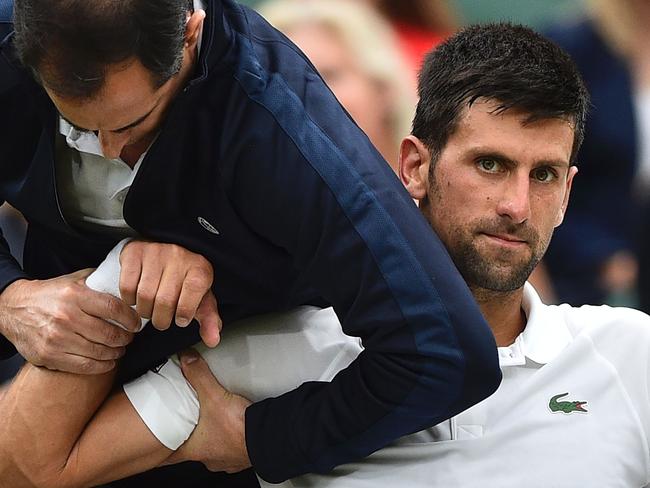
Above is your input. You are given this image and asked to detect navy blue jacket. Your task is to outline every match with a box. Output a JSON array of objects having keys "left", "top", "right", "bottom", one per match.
[
  {"left": 545, "top": 20, "right": 642, "bottom": 305},
  {"left": 0, "top": 0, "right": 500, "bottom": 482}
]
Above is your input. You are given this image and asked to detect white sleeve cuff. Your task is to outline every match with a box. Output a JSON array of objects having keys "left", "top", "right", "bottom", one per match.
[{"left": 123, "top": 357, "right": 199, "bottom": 450}]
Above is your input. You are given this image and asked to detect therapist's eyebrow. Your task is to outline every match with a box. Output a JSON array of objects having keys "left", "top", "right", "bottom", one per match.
[
  {"left": 110, "top": 106, "right": 157, "bottom": 133},
  {"left": 60, "top": 102, "right": 159, "bottom": 134}
]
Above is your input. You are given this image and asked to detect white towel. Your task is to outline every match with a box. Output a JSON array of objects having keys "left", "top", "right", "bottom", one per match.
[{"left": 85, "top": 238, "right": 147, "bottom": 332}]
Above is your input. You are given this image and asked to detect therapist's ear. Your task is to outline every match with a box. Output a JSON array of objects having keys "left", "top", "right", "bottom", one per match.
[{"left": 185, "top": 8, "right": 206, "bottom": 50}]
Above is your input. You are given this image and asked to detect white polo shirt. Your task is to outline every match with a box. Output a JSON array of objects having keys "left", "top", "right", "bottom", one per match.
[
  {"left": 280, "top": 284, "right": 650, "bottom": 488},
  {"left": 83, "top": 234, "right": 650, "bottom": 488}
]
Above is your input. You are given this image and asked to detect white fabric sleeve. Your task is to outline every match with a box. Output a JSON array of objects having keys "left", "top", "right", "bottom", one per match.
[
  {"left": 123, "top": 356, "right": 199, "bottom": 450},
  {"left": 84, "top": 238, "right": 147, "bottom": 332},
  {"left": 87, "top": 239, "right": 362, "bottom": 452},
  {"left": 123, "top": 306, "right": 362, "bottom": 450},
  {"left": 83, "top": 238, "right": 195, "bottom": 449}
]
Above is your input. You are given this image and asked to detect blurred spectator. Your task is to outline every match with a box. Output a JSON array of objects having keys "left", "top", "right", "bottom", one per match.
[
  {"left": 259, "top": 0, "right": 415, "bottom": 171},
  {"left": 359, "top": 0, "right": 458, "bottom": 80},
  {"left": 544, "top": 0, "right": 650, "bottom": 308}
]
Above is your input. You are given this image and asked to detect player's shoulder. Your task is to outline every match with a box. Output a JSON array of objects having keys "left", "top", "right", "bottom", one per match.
[{"left": 558, "top": 302, "right": 650, "bottom": 341}]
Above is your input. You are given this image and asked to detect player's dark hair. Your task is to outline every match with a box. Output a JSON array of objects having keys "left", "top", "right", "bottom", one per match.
[
  {"left": 13, "top": 0, "right": 194, "bottom": 99},
  {"left": 412, "top": 23, "right": 589, "bottom": 164}
]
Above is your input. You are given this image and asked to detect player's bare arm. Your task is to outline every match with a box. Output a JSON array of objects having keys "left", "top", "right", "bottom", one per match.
[{"left": 0, "top": 361, "right": 174, "bottom": 488}]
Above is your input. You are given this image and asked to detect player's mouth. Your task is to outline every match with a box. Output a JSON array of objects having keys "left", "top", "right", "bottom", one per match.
[{"left": 480, "top": 232, "right": 528, "bottom": 249}]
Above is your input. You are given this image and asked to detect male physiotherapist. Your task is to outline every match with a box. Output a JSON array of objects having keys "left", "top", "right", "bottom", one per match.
[{"left": 0, "top": 0, "right": 499, "bottom": 486}]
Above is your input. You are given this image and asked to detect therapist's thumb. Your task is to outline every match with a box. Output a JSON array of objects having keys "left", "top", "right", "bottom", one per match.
[
  {"left": 195, "top": 291, "right": 222, "bottom": 348},
  {"left": 179, "top": 348, "right": 226, "bottom": 399}
]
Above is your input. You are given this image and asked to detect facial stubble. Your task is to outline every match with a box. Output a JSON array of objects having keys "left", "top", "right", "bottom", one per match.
[{"left": 427, "top": 168, "right": 551, "bottom": 294}]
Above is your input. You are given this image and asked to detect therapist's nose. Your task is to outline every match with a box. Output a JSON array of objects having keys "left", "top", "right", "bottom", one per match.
[{"left": 98, "top": 130, "right": 130, "bottom": 160}]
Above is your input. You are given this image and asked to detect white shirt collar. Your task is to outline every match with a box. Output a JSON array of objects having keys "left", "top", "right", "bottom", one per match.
[
  {"left": 498, "top": 283, "right": 573, "bottom": 367},
  {"left": 58, "top": 117, "right": 105, "bottom": 157},
  {"left": 519, "top": 282, "right": 573, "bottom": 364}
]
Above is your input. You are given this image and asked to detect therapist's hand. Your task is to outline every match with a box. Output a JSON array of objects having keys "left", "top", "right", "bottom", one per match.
[
  {"left": 167, "top": 348, "right": 252, "bottom": 473},
  {"left": 119, "top": 241, "right": 222, "bottom": 347},
  {"left": 0, "top": 269, "right": 138, "bottom": 374}
]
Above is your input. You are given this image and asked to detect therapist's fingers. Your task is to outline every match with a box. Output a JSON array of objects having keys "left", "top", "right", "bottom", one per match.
[
  {"left": 179, "top": 348, "right": 219, "bottom": 392},
  {"left": 194, "top": 291, "right": 222, "bottom": 348},
  {"left": 177, "top": 348, "right": 252, "bottom": 473},
  {"left": 174, "top": 264, "right": 213, "bottom": 327},
  {"left": 119, "top": 241, "right": 144, "bottom": 306},
  {"left": 135, "top": 259, "right": 164, "bottom": 325},
  {"left": 151, "top": 267, "right": 184, "bottom": 330}
]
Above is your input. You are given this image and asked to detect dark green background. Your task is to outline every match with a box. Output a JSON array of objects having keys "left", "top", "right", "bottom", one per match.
[{"left": 239, "top": 0, "right": 587, "bottom": 29}]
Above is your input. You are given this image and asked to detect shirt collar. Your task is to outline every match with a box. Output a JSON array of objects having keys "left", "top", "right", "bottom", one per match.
[
  {"left": 518, "top": 282, "right": 573, "bottom": 365},
  {"left": 58, "top": 117, "right": 106, "bottom": 157}
]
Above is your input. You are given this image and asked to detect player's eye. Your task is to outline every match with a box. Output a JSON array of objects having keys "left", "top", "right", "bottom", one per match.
[
  {"left": 532, "top": 167, "right": 557, "bottom": 183},
  {"left": 477, "top": 158, "right": 501, "bottom": 173}
]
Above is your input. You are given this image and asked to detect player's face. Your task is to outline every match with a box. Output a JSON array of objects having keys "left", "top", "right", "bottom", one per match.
[
  {"left": 44, "top": 58, "right": 184, "bottom": 161},
  {"left": 402, "top": 99, "right": 576, "bottom": 293}
]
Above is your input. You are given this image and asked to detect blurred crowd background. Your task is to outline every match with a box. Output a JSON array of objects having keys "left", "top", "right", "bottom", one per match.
[{"left": 3, "top": 0, "right": 649, "bottom": 381}]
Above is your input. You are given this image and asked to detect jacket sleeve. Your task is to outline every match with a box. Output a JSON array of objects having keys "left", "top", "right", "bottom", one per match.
[
  {"left": 0, "top": 225, "right": 29, "bottom": 359},
  {"left": 222, "top": 27, "right": 501, "bottom": 483},
  {"left": 0, "top": 12, "right": 31, "bottom": 358}
]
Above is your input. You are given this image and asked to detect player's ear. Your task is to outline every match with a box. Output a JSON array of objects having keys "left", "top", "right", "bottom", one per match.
[
  {"left": 399, "top": 136, "right": 431, "bottom": 200},
  {"left": 555, "top": 165, "right": 578, "bottom": 227}
]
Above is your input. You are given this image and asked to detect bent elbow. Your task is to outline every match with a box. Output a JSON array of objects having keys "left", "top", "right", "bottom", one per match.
[
  {"left": 0, "top": 462, "right": 52, "bottom": 488},
  {"left": 28, "top": 472, "right": 78, "bottom": 488},
  {"left": 0, "top": 458, "right": 79, "bottom": 488}
]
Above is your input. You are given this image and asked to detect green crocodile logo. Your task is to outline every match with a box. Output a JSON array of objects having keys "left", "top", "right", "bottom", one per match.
[{"left": 549, "top": 392, "right": 588, "bottom": 414}]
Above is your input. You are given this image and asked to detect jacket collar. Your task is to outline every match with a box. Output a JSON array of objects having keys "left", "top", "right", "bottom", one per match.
[{"left": 186, "top": 0, "right": 230, "bottom": 89}]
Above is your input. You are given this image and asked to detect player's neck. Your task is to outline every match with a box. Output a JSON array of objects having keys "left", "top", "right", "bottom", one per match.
[{"left": 470, "top": 286, "right": 526, "bottom": 347}]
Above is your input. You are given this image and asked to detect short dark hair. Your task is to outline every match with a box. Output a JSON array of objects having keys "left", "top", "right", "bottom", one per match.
[
  {"left": 412, "top": 23, "right": 589, "bottom": 164},
  {"left": 13, "top": 0, "right": 194, "bottom": 99}
]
